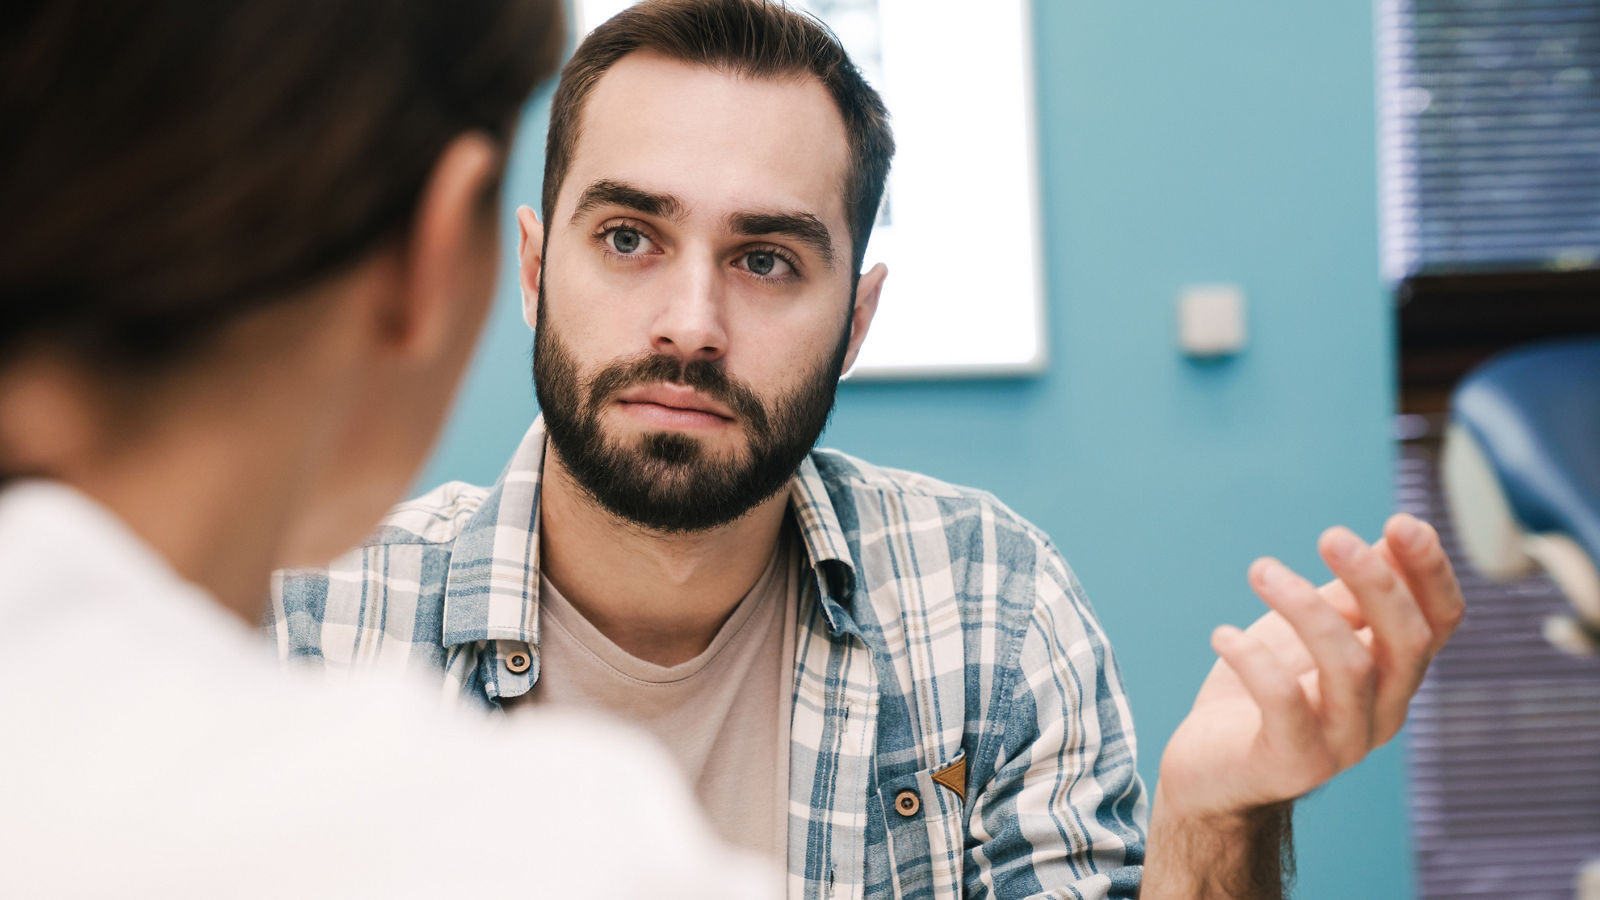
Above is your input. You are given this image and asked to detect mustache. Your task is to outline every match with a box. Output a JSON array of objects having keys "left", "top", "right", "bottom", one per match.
[{"left": 586, "top": 353, "right": 771, "bottom": 437}]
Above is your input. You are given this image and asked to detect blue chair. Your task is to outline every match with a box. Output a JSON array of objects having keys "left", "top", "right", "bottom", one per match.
[{"left": 1442, "top": 337, "right": 1600, "bottom": 656}]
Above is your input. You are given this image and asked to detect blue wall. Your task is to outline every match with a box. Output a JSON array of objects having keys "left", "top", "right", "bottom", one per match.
[{"left": 422, "top": 2, "right": 1402, "bottom": 895}]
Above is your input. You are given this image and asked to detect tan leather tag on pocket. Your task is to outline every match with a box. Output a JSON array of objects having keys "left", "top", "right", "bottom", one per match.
[{"left": 931, "top": 757, "right": 966, "bottom": 804}]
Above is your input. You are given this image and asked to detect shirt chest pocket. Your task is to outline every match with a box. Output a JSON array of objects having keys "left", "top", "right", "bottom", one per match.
[{"left": 879, "top": 751, "right": 967, "bottom": 900}]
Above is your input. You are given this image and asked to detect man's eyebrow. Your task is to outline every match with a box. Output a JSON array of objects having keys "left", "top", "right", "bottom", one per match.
[
  {"left": 568, "top": 179, "right": 685, "bottom": 223},
  {"left": 728, "top": 211, "right": 837, "bottom": 270}
]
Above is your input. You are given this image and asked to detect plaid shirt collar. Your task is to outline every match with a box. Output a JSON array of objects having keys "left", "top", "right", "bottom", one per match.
[{"left": 438, "top": 417, "right": 861, "bottom": 651}]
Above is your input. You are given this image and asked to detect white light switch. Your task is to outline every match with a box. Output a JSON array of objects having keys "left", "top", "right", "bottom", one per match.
[{"left": 1177, "top": 283, "right": 1248, "bottom": 357}]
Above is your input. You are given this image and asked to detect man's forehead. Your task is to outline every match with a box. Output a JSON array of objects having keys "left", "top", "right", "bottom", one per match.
[{"left": 560, "top": 51, "right": 852, "bottom": 234}]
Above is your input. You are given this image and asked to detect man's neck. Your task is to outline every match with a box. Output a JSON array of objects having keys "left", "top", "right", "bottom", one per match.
[{"left": 537, "top": 447, "right": 791, "bottom": 667}]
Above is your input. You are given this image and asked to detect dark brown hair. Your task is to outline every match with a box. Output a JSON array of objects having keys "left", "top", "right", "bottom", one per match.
[
  {"left": 0, "top": 0, "right": 564, "bottom": 371},
  {"left": 542, "top": 0, "right": 894, "bottom": 273}
]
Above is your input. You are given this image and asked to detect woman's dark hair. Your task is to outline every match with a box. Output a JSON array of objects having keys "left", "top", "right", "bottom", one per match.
[{"left": 0, "top": 0, "right": 564, "bottom": 371}]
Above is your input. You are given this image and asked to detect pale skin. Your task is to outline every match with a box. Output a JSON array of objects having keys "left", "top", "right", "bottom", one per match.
[
  {"left": 0, "top": 134, "right": 507, "bottom": 620},
  {"left": 520, "top": 53, "right": 1466, "bottom": 896}
]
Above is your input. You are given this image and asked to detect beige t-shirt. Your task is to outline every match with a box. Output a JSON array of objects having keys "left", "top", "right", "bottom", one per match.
[{"left": 516, "top": 528, "right": 800, "bottom": 862}]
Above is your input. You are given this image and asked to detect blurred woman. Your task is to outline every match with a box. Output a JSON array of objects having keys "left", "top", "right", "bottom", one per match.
[{"left": 0, "top": 2, "right": 772, "bottom": 896}]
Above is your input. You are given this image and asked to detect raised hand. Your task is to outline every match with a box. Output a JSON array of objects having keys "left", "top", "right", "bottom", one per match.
[
  {"left": 1156, "top": 513, "right": 1464, "bottom": 817},
  {"left": 1141, "top": 514, "right": 1465, "bottom": 899}
]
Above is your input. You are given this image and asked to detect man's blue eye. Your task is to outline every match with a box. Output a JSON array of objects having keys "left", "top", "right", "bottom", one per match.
[
  {"left": 747, "top": 251, "right": 776, "bottom": 276},
  {"left": 610, "top": 228, "right": 642, "bottom": 253}
]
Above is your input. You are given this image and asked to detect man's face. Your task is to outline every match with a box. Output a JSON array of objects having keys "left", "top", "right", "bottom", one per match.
[{"left": 528, "top": 52, "right": 878, "bottom": 532}]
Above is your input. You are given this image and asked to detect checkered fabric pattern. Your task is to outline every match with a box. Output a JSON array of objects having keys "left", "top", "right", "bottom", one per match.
[{"left": 271, "top": 418, "right": 1147, "bottom": 899}]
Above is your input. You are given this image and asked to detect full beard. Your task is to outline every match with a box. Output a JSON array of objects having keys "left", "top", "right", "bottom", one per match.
[{"left": 533, "top": 301, "right": 849, "bottom": 534}]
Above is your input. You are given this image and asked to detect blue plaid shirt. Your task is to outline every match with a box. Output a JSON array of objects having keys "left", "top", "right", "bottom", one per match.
[{"left": 270, "top": 418, "right": 1147, "bottom": 899}]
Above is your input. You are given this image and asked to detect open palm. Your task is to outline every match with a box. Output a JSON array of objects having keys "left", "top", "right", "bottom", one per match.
[{"left": 1157, "top": 516, "right": 1463, "bottom": 819}]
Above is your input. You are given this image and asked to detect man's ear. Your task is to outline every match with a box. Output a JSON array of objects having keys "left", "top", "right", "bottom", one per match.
[
  {"left": 840, "top": 262, "right": 887, "bottom": 375},
  {"left": 516, "top": 205, "right": 545, "bottom": 331},
  {"left": 384, "top": 132, "right": 501, "bottom": 360}
]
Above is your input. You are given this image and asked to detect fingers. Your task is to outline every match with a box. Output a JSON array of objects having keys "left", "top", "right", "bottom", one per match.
[
  {"left": 1317, "top": 525, "right": 1435, "bottom": 744},
  {"left": 1248, "top": 557, "right": 1376, "bottom": 765},
  {"left": 1381, "top": 513, "right": 1466, "bottom": 654},
  {"left": 1312, "top": 576, "right": 1368, "bottom": 630},
  {"left": 1210, "top": 624, "right": 1328, "bottom": 774},
  {"left": 1206, "top": 520, "right": 1463, "bottom": 804}
]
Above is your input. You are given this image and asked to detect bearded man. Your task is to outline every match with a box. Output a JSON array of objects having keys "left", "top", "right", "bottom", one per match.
[{"left": 273, "top": 1, "right": 1464, "bottom": 897}]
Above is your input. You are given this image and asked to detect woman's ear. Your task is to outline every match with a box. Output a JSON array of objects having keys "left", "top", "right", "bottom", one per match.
[{"left": 381, "top": 132, "right": 503, "bottom": 360}]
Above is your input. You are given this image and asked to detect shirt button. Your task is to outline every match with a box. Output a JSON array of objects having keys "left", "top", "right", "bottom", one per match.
[
  {"left": 894, "top": 789, "right": 920, "bottom": 817},
  {"left": 506, "top": 651, "right": 531, "bottom": 674}
]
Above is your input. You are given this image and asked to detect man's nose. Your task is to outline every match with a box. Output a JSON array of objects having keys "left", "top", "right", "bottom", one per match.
[{"left": 649, "top": 258, "right": 728, "bottom": 363}]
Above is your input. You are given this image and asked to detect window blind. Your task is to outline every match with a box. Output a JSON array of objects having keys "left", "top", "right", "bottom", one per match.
[
  {"left": 1399, "top": 416, "right": 1600, "bottom": 899},
  {"left": 1379, "top": 0, "right": 1600, "bottom": 280}
]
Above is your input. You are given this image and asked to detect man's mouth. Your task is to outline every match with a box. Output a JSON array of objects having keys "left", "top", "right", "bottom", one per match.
[{"left": 614, "top": 384, "right": 736, "bottom": 427}]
